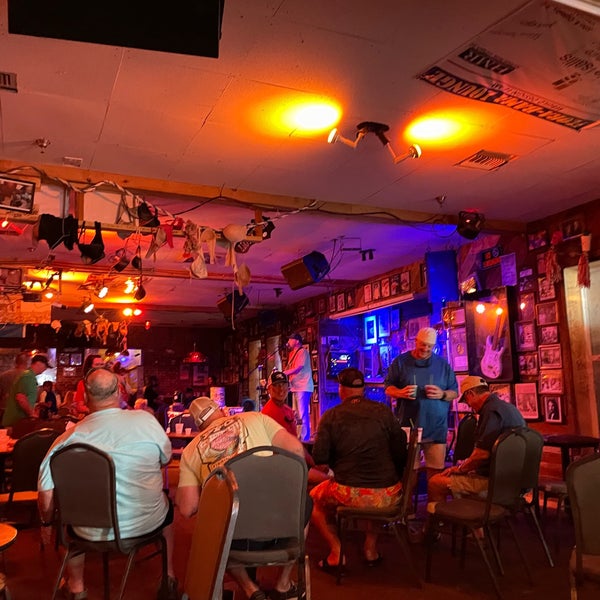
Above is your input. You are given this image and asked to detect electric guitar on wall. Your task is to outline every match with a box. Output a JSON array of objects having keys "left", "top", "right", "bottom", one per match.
[{"left": 480, "top": 310, "right": 507, "bottom": 379}]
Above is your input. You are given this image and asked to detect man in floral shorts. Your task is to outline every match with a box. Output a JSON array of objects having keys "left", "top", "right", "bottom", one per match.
[{"left": 310, "top": 368, "right": 407, "bottom": 570}]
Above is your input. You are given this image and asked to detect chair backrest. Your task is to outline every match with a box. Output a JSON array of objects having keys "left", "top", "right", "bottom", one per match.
[
  {"left": 398, "top": 428, "right": 420, "bottom": 517},
  {"left": 168, "top": 413, "right": 198, "bottom": 431},
  {"left": 567, "top": 453, "right": 600, "bottom": 557},
  {"left": 517, "top": 427, "right": 544, "bottom": 491},
  {"left": 486, "top": 430, "right": 527, "bottom": 511},
  {"left": 225, "top": 445, "right": 307, "bottom": 543},
  {"left": 49, "top": 443, "right": 121, "bottom": 544},
  {"left": 453, "top": 414, "right": 478, "bottom": 464},
  {"left": 10, "top": 427, "right": 61, "bottom": 495},
  {"left": 183, "top": 467, "right": 239, "bottom": 600}
]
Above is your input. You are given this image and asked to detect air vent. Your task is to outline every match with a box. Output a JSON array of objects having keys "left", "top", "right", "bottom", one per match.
[
  {"left": 0, "top": 72, "right": 18, "bottom": 93},
  {"left": 63, "top": 156, "right": 83, "bottom": 167},
  {"left": 456, "top": 150, "right": 515, "bottom": 171}
]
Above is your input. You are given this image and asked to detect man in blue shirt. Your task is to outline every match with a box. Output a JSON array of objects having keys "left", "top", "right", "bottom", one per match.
[{"left": 384, "top": 327, "right": 458, "bottom": 481}]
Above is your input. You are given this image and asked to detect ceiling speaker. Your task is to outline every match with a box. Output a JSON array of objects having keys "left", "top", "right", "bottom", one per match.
[
  {"left": 281, "top": 251, "right": 330, "bottom": 290},
  {"left": 457, "top": 211, "right": 485, "bottom": 240},
  {"left": 217, "top": 290, "right": 249, "bottom": 318}
]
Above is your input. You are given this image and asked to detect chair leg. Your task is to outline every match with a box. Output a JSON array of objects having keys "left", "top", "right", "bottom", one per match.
[
  {"left": 505, "top": 518, "right": 533, "bottom": 585},
  {"left": 393, "top": 524, "right": 421, "bottom": 588},
  {"left": 484, "top": 524, "right": 504, "bottom": 576},
  {"left": 303, "top": 554, "right": 311, "bottom": 600},
  {"left": 472, "top": 528, "right": 504, "bottom": 600},
  {"left": 527, "top": 505, "right": 554, "bottom": 567},
  {"left": 51, "top": 550, "right": 71, "bottom": 600},
  {"left": 336, "top": 516, "right": 345, "bottom": 585},
  {"left": 103, "top": 553, "right": 110, "bottom": 600},
  {"left": 424, "top": 516, "right": 438, "bottom": 582}
]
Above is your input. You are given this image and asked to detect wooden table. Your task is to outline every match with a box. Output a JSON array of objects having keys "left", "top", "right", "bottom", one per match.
[
  {"left": 543, "top": 434, "right": 600, "bottom": 478},
  {"left": 0, "top": 522, "right": 17, "bottom": 597}
]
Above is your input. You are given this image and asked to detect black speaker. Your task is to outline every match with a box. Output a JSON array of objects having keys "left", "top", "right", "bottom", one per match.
[
  {"left": 217, "top": 291, "right": 249, "bottom": 318},
  {"left": 8, "top": 0, "right": 224, "bottom": 58},
  {"left": 457, "top": 211, "right": 485, "bottom": 240},
  {"left": 281, "top": 251, "right": 330, "bottom": 290}
]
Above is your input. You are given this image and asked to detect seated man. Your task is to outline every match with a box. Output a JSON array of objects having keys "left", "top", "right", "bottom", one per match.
[
  {"left": 310, "top": 367, "right": 407, "bottom": 569},
  {"left": 176, "top": 396, "right": 307, "bottom": 600},
  {"left": 427, "top": 375, "right": 525, "bottom": 507},
  {"left": 38, "top": 367, "right": 178, "bottom": 600}
]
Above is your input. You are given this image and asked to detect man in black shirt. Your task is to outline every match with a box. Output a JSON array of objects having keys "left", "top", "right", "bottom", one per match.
[{"left": 310, "top": 368, "right": 407, "bottom": 570}]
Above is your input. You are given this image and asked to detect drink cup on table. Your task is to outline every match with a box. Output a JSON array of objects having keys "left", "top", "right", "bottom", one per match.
[
  {"left": 174, "top": 422, "right": 184, "bottom": 434},
  {"left": 184, "top": 427, "right": 192, "bottom": 435}
]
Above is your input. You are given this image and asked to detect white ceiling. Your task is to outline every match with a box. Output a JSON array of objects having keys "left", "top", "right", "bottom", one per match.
[{"left": 0, "top": 0, "right": 599, "bottom": 327}]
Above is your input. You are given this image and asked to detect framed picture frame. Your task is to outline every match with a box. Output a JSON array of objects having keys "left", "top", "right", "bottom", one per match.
[
  {"left": 400, "top": 271, "right": 411, "bottom": 293},
  {"left": 372, "top": 280, "right": 381, "bottom": 301},
  {"left": 363, "top": 283, "right": 372, "bottom": 303},
  {"left": 346, "top": 290, "right": 355, "bottom": 309},
  {"left": 537, "top": 252, "right": 547, "bottom": 276},
  {"left": 514, "top": 382, "right": 539, "bottom": 420},
  {"left": 391, "top": 308, "right": 400, "bottom": 331},
  {"left": 539, "top": 324, "right": 559, "bottom": 345},
  {"left": 538, "top": 276, "right": 555, "bottom": 301},
  {"left": 364, "top": 315, "right": 377, "bottom": 345},
  {"left": 539, "top": 344, "right": 562, "bottom": 369},
  {"left": 449, "top": 326, "right": 468, "bottom": 372},
  {"left": 317, "top": 297, "right": 327, "bottom": 314},
  {"left": 519, "top": 293, "right": 536, "bottom": 321},
  {"left": 378, "top": 310, "right": 390, "bottom": 338},
  {"left": 390, "top": 274, "right": 400, "bottom": 295},
  {"left": 515, "top": 320, "right": 537, "bottom": 351},
  {"left": 336, "top": 292, "right": 345, "bottom": 312},
  {"left": 542, "top": 395, "right": 563, "bottom": 423},
  {"left": 328, "top": 294, "right": 336, "bottom": 313},
  {"left": 527, "top": 230, "right": 548, "bottom": 251},
  {"left": 489, "top": 383, "right": 512, "bottom": 403},
  {"left": 539, "top": 369, "right": 563, "bottom": 394},
  {"left": 561, "top": 216, "right": 584, "bottom": 240},
  {"left": 69, "top": 353, "right": 82, "bottom": 367},
  {"left": 420, "top": 263, "right": 427, "bottom": 287},
  {"left": 536, "top": 301, "right": 558, "bottom": 325},
  {"left": 381, "top": 278, "right": 390, "bottom": 298},
  {"left": 518, "top": 352, "right": 539, "bottom": 377},
  {"left": 0, "top": 176, "right": 36, "bottom": 214},
  {"left": 0, "top": 267, "right": 22, "bottom": 290}
]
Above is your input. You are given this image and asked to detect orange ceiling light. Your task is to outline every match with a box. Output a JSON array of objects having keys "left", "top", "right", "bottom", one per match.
[
  {"left": 405, "top": 111, "right": 484, "bottom": 147},
  {"left": 250, "top": 95, "right": 341, "bottom": 137}
]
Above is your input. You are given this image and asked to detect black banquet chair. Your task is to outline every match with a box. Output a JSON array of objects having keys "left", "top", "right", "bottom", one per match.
[
  {"left": 425, "top": 430, "right": 531, "bottom": 600},
  {"left": 566, "top": 453, "right": 600, "bottom": 599},
  {"left": 225, "top": 445, "right": 310, "bottom": 599},
  {"left": 49, "top": 443, "right": 169, "bottom": 600},
  {"left": 182, "top": 466, "right": 239, "bottom": 600}
]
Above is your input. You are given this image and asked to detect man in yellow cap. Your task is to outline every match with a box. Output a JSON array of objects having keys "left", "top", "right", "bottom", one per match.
[
  {"left": 427, "top": 375, "right": 525, "bottom": 505},
  {"left": 384, "top": 327, "right": 458, "bottom": 482}
]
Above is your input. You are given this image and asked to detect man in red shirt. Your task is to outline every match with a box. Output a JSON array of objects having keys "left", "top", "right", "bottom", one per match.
[{"left": 261, "top": 371, "right": 297, "bottom": 436}]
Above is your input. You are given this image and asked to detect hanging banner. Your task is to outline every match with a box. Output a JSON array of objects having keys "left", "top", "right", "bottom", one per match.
[{"left": 417, "top": 0, "right": 600, "bottom": 131}]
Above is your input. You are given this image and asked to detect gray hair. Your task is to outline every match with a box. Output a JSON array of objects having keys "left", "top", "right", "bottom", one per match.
[{"left": 84, "top": 367, "right": 119, "bottom": 403}]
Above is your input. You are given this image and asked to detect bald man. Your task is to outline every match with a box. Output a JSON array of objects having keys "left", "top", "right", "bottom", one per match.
[
  {"left": 38, "top": 367, "right": 178, "bottom": 600},
  {"left": 385, "top": 327, "right": 458, "bottom": 481}
]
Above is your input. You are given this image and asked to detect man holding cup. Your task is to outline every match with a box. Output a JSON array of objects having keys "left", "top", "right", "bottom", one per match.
[{"left": 384, "top": 327, "right": 458, "bottom": 482}]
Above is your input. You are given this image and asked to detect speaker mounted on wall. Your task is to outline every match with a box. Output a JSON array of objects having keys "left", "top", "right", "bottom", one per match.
[
  {"left": 457, "top": 211, "right": 485, "bottom": 240},
  {"left": 281, "top": 251, "right": 330, "bottom": 290},
  {"left": 217, "top": 290, "right": 249, "bottom": 318}
]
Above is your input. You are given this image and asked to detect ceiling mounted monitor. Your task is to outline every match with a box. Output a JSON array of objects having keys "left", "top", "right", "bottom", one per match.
[{"left": 8, "top": 1, "right": 225, "bottom": 59}]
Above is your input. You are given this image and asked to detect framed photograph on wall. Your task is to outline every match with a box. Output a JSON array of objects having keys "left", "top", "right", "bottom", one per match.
[
  {"left": 381, "top": 278, "right": 390, "bottom": 298},
  {"left": 336, "top": 292, "right": 345, "bottom": 312},
  {"left": 372, "top": 280, "right": 381, "bottom": 301},
  {"left": 378, "top": 310, "right": 390, "bottom": 338},
  {"left": 0, "top": 176, "right": 36, "bottom": 213},
  {"left": 363, "top": 283, "right": 372, "bottom": 303},
  {"left": 514, "top": 382, "right": 539, "bottom": 420},
  {"left": 515, "top": 321, "right": 537, "bottom": 351},
  {"left": 518, "top": 352, "right": 539, "bottom": 377},
  {"left": 561, "top": 216, "right": 584, "bottom": 240},
  {"left": 449, "top": 327, "right": 468, "bottom": 372},
  {"left": 538, "top": 276, "right": 555, "bottom": 301},
  {"left": 489, "top": 383, "right": 512, "bottom": 404},
  {"left": 536, "top": 301, "right": 558, "bottom": 325},
  {"left": 364, "top": 315, "right": 377, "bottom": 345},
  {"left": 539, "top": 344, "right": 562, "bottom": 369},
  {"left": 519, "top": 293, "right": 536, "bottom": 321},
  {"left": 527, "top": 230, "right": 548, "bottom": 251},
  {"left": 543, "top": 395, "right": 563, "bottom": 423},
  {"left": 328, "top": 294, "right": 336, "bottom": 313},
  {"left": 390, "top": 274, "right": 400, "bottom": 295},
  {"left": 400, "top": 271, "right": 411, "bottom": 293},
  {"left": 317, "top": 297, "right": 327, "bottom": 314},
  {"left": 539, "top": 324, "right": 559, "bottom": 345},
  {"left": 539, "top": 369, "right": 563, "bottom": 394},
  {"left": 346, "top": 290, "right": 355, "bottom": 309}
]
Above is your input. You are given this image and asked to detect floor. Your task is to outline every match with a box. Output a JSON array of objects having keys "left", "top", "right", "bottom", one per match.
[{"left": 0, "top": 482, "right": 593, "bottom": 599}]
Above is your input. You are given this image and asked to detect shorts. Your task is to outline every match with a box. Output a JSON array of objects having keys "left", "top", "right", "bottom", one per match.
[
  {"left": 449, "top": 473, "right": 489, "bottom": 498},
  {"left": 412, "top": 442, "right": 446, "bottom": 470},
  {"left": 310, "top": 479, "right": 402, "bottom": 516}
]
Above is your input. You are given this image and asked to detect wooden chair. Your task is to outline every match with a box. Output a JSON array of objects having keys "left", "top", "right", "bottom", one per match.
[
  {"left": 225, "top": 446, "right": 310, "bottom": 599},
  {"left": 335, "top": 428, "right": 421, "bottom": 587},
  {"left": 425, "top": 430, "right": 530, "bottom": 600},
  {"left": 566, "top": 453, "right": 600, "bottom": 599},
  {"left": 181, "top": 467, "right": 239, "bottom": 600},
  {"left": 49, "top": 443, "right": 168, "bottom": 600}
]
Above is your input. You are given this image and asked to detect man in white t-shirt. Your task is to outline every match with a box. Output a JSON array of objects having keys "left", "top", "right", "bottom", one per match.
[{"left": 176, "top": 397, "right": 305, "bottom": 600}]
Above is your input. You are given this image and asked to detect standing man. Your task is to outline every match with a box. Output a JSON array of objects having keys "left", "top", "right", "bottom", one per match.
[
  {"left": 283, "top": 332, "right": 314, "bottom": 442},
  {"left": 310, "top": 368, "right": 407, "bottom": 569},
  {"left": 428, "top": 375, "right": 525, "bottom": 504},
  {"left": 384, "top": 327, "right": 458, "bottom": 481},
  {"left": 261, "top": 371, "right": 297, "bottom": 436},
  {"left": 38, "top": 367, "right": 178, "bottom": 600},
  {"left": 176, "top": 396, "right": 306, "bottom": 600},
  {"left": 0, "top": 351, "right": 29, "bottom": 416},
  {"left": 2, "top": 353, "right": 50, "bottom": 427}
]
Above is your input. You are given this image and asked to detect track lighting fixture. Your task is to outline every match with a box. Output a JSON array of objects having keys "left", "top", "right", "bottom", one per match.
[
  {"left": 81, "top": 298, "right": 95, "bottom": 313},
  {"left": 133, "top": 277, "right": 146, "bottom": 301},
  {"left": 360, "top": 249, "right": 375, "bottom": 261},
  {"left": 95, "top": 282, "right": 109, "bottom": 299},
  {"left": 328, "top": 121, "right": 422, "bottom": 164}
]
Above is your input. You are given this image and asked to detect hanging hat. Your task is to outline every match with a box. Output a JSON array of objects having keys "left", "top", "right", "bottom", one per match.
[
  {"left": 190, "top": 252, "right": 208, "bottom": 279},
  {"left": 200, "top": 227, "right": 217, "bottom": 264},
  {"left": 78, "top": 221, "right": 105, "bottom": 265},
  {"left": 234, "top": 263, "right": 251, "bottom": 294}
]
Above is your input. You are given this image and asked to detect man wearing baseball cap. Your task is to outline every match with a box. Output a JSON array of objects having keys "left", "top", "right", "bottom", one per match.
[
  {"left": 384, "top": 327, "right": 458, "bottom": 482},
  {"left": 176, "top": 395, "right": 306, "bottom": 600},
  {"left": 427, "top": 375, "right": 525, "bottom": 505},
  {"left": 261, "top": 371, "right": 297, "bottom": 436},
  {"left": 3, "top": 353, "right": 51, "bottom": 427},
  {"left": 310, "top": 368, "right": 407, "bottom": 569}
]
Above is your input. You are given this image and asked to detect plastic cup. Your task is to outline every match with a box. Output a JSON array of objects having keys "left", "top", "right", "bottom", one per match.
[
  {"left": 402, "top": 427, "right": 410, "bottom": 440},
  {"left": 417, "top": 427, "right": 423, "bottom": 443},
  {"left": 174, "top": 423, "right": 184, "bottom": 434},
  {"left": 184, "top": 427, "right": 192, "bottom": 435}
]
